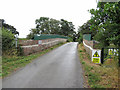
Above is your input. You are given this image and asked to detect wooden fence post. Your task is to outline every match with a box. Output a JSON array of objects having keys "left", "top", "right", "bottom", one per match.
[{"left": 101, "top": 48, "right": 104, "bottom": 64}]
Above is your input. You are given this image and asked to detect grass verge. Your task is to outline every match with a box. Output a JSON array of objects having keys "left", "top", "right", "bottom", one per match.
[
  {"left": 78, "top": 43, "right": 119, "bottom": 88},
  {"left": 2, "top": 42, "right": 66, "bottom": 78}
]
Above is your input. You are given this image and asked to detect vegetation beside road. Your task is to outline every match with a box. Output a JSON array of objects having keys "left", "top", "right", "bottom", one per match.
[
  {"left": 76, "top": 2, "right": 120, "bottom": 47},
  {"left": 78, "top": 43, "right": 118, "bottom": 88},
  {"left": 2, "top": 42, "right": 66, "bottom": 78}
]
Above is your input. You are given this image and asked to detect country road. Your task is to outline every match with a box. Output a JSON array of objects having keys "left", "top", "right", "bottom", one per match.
[{"left": 3, "top": 42, "right": 84, "bottom": 88}]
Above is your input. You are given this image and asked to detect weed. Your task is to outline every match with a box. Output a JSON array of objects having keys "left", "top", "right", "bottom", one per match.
[
  {"left": 79, "top": 50, "right": 83, "bottom": 52},
  {"left": 91, "top": 84, "right": 104, "bottom": 88},
  {"left": 90, "top": 66, "right": 93, "bottom": 70},
  {"left": 87, "top": 55, "right": 91, "bottom": 60},
  {"left": 82, "top": 61, "right": 85, "bottom": 64},
  {"left": 51, "top": 47, "right": 53, "bottom": 50},
  {"left": 84, "top": 65, "right": 91, "bottom": 72},
  {"left": 88, "top": 72, "right": 100, "bottom": 84}
]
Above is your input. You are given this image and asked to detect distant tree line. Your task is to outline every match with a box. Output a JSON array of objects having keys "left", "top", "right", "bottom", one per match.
[
  {"left": 77, "top": 2, "right": 120, "bottom": 47},
  {"left": 27, "top": 17, "right": 76, "bottom": 41}
]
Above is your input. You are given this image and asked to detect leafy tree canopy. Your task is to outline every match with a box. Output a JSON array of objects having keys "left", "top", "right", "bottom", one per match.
[
  {"left": 1, "top": 19, "right": 19, "bottom": 35},
  {"left": 27, "top": 17, "right": 76, "bottom": 40},
  {"left": 77, "top": 2, "right": 120, "bottom": 47}
]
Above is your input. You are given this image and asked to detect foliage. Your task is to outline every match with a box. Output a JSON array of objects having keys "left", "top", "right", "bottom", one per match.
[
  {"left": 1, "top": 20, "right": 20, "bottom": 56},
  {"left": 2, "top": 28, "right": 21, "bottom": 56},
  {"left": 60, "top": 19, "right": 75, "bottom": 37},
  {"left": 77, "top": 2, "right": 120, "bottom": 47},
  {"left": 76, "top": 20, "right": 97, "bottom": 41},
  {"left": 66, "top": 37, "right": 73, "bottom": 42},
  {"left": 26, "top": 32, "right": 34, "bottom": 39},
  {"left": 27, "top": 17, "right": 76, "bottom": 40},
  {"left": 2, "top": 19, "right": 19, "bottom": 35},
  {"left": 89, "top": 2, "right": 120, "bottom": 47},
  {"left": 77, "top": 33, "right": 83, "bottom": 44},
  {"left": 76, "top": 20, "right": 97, "bottom": 43},
  {"left": 2, "top": 28, "right": 15, "bottom": 51}
]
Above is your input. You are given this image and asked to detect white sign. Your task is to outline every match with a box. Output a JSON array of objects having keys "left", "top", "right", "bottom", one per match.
[
  {"left": 92, "top": 50, "right": 101, "bottom": 64},
  {"left": 114, "top": 49, "right": 119, "bottom": 56},
  {"left": 38, "top": 40, "right": 42, "bottom": 44},
  {"left": 108, "top": 49, "right": 113, "bottom": 55},
  {"left": 108, "top": 49, "right": 119, "bottom": 56}
]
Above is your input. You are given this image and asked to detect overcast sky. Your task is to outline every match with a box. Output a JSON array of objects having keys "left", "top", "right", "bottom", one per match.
[{"left": 0, "top": 0, "right": 97, "bottom": 38}]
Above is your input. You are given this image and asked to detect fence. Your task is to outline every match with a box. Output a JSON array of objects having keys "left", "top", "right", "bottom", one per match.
[
  {"left": 34, "top": 34, "right": 68, "bottom": 40},
  {"left": 101, "top": 48, "right": 120, "bottom": 66},
  {"left": 83, "top": 34, "right": 101, "bottom": 64},
  {"left": 83, "top": 39, "right": 93, "bottom": 59},
  {"left": 83, "top": 34, "right": 120, "bottom": 66}
]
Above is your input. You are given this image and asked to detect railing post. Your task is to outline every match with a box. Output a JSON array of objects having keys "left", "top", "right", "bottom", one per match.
[{"left": 101, "top": 48, "right": 104, "bottom": 64}]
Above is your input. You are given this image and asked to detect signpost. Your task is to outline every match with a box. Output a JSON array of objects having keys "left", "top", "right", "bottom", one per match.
[
  {"left": 92, "top": 50, "right": 101, "bottom": 64},
  {"left": 114, "top": 49, "right": 119, "bottom": 56},
  {"left": 108, "top": 49, "right": 118, "bottom": 56},
  {"left": 38, "top": 40, "right": 42, "bottom": 44},
  {"left": 101, "top": 48, "right": 120, "bottom": 66},
  {"left": 108, "top": 49, "right": 113, "bottom": 55}
]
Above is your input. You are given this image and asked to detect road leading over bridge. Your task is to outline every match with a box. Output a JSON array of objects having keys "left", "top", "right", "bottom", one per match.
[{"left": 3, "top": 42, "right": 84, "bottom": 88}]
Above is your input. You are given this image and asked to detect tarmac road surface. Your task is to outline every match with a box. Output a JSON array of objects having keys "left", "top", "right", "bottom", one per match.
[{"left": 3, "top": 42, "right": 84, "bottom": 88}]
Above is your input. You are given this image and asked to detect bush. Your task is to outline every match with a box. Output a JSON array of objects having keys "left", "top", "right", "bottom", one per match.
[
  {"left": 67, "top": 37, "right": 73, "bottom": 42},
  {"left": 82, "top": 61, "right": 85, "bottom": 64},
  {"left": 2, "top": 28, "right": 15, "bottom": 50},
  {"left": 17, "top": 46, "right": 24, "bottom": 56},
  {"left": 2, "top": 28, "right": 18, "bottom": 56}
]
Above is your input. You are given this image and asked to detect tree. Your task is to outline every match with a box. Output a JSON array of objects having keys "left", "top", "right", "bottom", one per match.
[
  {"left": 35, "top": 17, "right": 50, "bottom": 34},
  {"left": 49, "top": 18, "right": 61, "bottom": 34},
  {"left": 26, "top": 29, "right": 36, "bottom": 39},
  {"left": 60, "top": 19, "right": 75, "bottom": 37},
  {"left": 77, "top": 2, "right": 120, "bottom": 46},
  {"left": 76, "top": 20, "right": 97, "bottom": 43},
  {"left": 89, "top": 2, "right": 120, "bottom": 47},
  {"left": 27, "top": 17, "right": 76, "bottom": 39},
  {"left": 2, "top": 20, "right": 19, "bottom": 35}
]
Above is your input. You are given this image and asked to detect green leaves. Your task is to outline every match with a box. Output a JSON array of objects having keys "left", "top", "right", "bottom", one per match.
[
  {"left": 78, "top": 2, "right": 120, "bottom": 47},
  {"left": 2, "top": 28, "right": 15, "bottom": 51},
  {"left": 88, "top": 2, "right": 120, "bottom": 47},
  {"left": 27, "top": 17, "right": 76, "bottom": 40}
]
